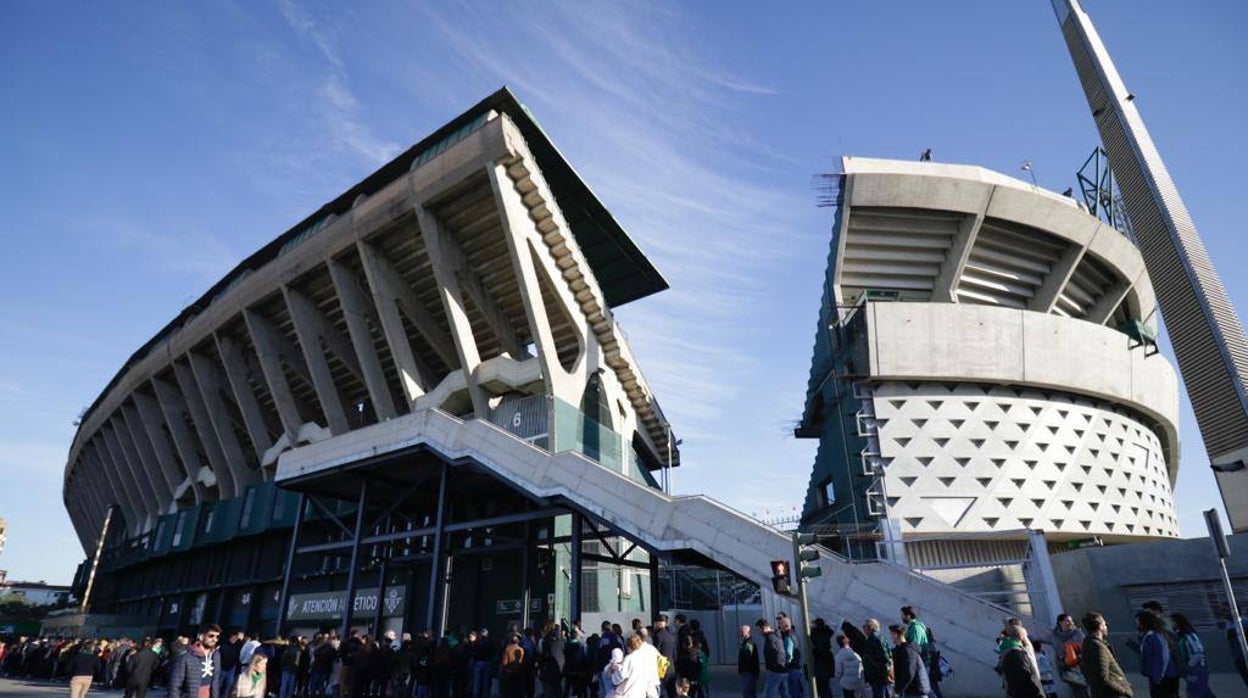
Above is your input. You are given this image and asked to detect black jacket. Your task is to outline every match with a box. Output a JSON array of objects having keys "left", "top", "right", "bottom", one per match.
[
  {"left": 860, "top": 633, "right": 891, "bottom": 686},
  {"left": 738, "top": 637, "right": 759, "bottom": 676},
  {"left": 891, "top": 642, "right": 930, "bottom": 696},
  {"left": 67, "top": 649, "right": 99, "bottom": 678},
  {"left": 127, "top": 648, "right": 161, "bottom": 685},
  {"left": 168, "top": 645, "right": 222, "bottom": 698},
  {"left": 763, "top": 631, "right": 787, "bottom": 674},
  {"left": 1001, "top": 647, "right": 1043, "bottom": 698},
  {"left": 653, "top": 628, "right": 677, "bottom": 664}
]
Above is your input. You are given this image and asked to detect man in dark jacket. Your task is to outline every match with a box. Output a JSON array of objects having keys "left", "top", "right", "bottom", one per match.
[
  {"left": 67, "top": 641, "right": 101, "bottom": 698},
  {"left": 652, "top": 615, "right": 678, "bottom": 698},
  {"left": 1079, "top": 612, "right": 1132, "bottom": 698},
  {"left": 125, "top": 640, "right": 163, "bottom": 698},
  {"left": 738, "top": 625, "right": 759, "bottom": 698},
  {"left": 888, "top": 625, "right": 929, "bottom": 698},
  {"left": 809, "top": 619, "right": 834, "bottom": 698},
  {"left": 999, "top": 626, "right": 1043, "bottom": 698},
  {"left": 168, "top": 624, "right": 223, "bottom": 698},
  {"left": 759, "top": 619, "right": 788, "bottom": 698},
  {"left": 858, "top": 620, "right": 891, "bottom": 698}
]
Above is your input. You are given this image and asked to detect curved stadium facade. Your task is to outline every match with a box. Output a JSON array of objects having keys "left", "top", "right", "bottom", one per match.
[{"left": 799, "top": 157, "right": 1181, "bottom": 568}]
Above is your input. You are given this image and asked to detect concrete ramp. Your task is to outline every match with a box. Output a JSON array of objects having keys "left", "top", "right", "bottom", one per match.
[{"left": 279, "top": 408, "right": 1016, "bottom": 697}]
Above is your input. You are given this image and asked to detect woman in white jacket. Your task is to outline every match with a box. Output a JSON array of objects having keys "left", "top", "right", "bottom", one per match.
[
  {"left": 616, "top": 635, "right": 661, "bottom": 698},
  {"left": 832, "top": 636, "right": 864, "bottom": 698}
]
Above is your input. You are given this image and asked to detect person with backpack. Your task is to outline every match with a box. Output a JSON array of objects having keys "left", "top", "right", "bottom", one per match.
[
  {"left": 1170, "top": 613, "right": 1214, "bottom": 698},
  {"left": 1136, "top": 611, "right": 1178, "bottom": 698},
  {"left": 1053, "top": 614, "right": 1089, "bottom": 698},
  {"left": 832, "top": 635, "right": 864, "bottom": 698}
]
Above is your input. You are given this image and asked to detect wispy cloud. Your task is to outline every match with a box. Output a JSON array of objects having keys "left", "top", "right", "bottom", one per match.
[
  {"left": 414, "top": 0, "right": 822, "bottom": 507},
  {"left": 279, "top": 0, "right": 399, "bottom": 166}
]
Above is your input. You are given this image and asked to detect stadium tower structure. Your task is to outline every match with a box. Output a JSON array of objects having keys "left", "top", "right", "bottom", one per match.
[
  {"left": 60, "top": 90, "right": 1019, "bottom": 694},
  {"left": 1052, "top": 0, "right": 1248, "bottom": 532},
  {"left": 798, "top": 157, "right": 1181, "bottom": 570}
]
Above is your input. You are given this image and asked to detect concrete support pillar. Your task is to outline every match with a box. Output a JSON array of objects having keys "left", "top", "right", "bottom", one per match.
[
  {"left": 172, "top": 359, "right": 236, "bottom": 499},
  {"left": 214, "top": 332, "right": 277, "bottom": 462},
  {"left": 1085, "top": 281, "right": 1132, "bottom": 325},
  {"left": 100, "top": 423, "right": 155, "bottom": 528},
  {"left": 416, "top": 207, "right": 489, "bottom": 418},
  {"left": 932, "top": 209, "right": 987, "bottom": 303},
  {"left": 284, "top": 287, "right": 354, "bottom": 434},
  {"left": 108, "top": 415, "right": 164, "bottom": 517},
  {"left": 1029, "top": 243, "right": 1086, "bottom": 314},
  {"left": 117, "top": 405, "right": 174, "bottom": 508},
  {"left": 149, "top": 377, "right": 208, "bottom": 504},
  {"left": 86, "top": 439, "right": 141, "bottom": 534},
  {"left": 487, "top": 165, "right": 566, "bottom": 398},
  {"left": 187, "top": 350, "right": 259, "bottom": 495},
  {"left": 327, "top": 258, "right": 400, "bottom": 420},
  {"left": 244, "top": 309, "right": 310, "bottom": 440}
]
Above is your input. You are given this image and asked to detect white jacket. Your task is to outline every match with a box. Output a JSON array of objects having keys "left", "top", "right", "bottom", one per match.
[
  {"left": 834, "top": 647, "right": 864, "bottom": 692},
  {"left": 617, "top": 643, "right": 661, "bottom": 698}
]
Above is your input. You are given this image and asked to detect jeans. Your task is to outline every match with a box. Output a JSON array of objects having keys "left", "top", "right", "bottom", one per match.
[
  {"left": 763, "top": 672, "right": 789, "bottom": 698},
  {"left": 472, "top": 661, "right": 493, "bottom": 698},
  {"left": 868, "top": 684, "right": 892, "bottom": 698},
  {"left": 282, "top": 672, "right": 299, "bottom": 698},
  {"left": 740, "top": 674, "right": 758, "bottom": 698},
  {"left": 311, "top": 670, "right": 331, "bottom": 697},
  {"left": 785, "top": 670, "right": 805, "bottom": 698}
]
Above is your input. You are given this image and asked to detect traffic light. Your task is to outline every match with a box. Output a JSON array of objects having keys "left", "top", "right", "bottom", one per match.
[
  {"left": 770, "top": 559, "right": 792, "bottom": 595},
  {"left": 795, "top": 532, "right": 822, "bottom": 579}
]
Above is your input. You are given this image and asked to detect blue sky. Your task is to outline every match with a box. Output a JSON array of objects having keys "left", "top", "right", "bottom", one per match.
[{"left": 1, "top": 1, "right": 1245, "bottom": 584}]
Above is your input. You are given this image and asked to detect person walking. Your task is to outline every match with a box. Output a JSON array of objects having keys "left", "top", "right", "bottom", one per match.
[
  {"left": 833, "top": 636, "right": 864, "bottom": 698},
  {"left": 168, "top": 624, "right": 224, "bottom": 698},
  {"left": 859, "top": 620, "right": 891, "bottom": 698},
  {"left": 67, "top": 640, "right": 101, "bottom": 698},
  {"left": 758, "top": 620, "right": 788, "bottom": 698},
  {"left": 1170, "top": 613, "right": 1214, "bottom": 698},
  {"left": 1079, "top": 613, "right": 1132, "bottom": 698},
  {"left": 809, "top": 621, "right": 834, "bottom": 698},
  {"left": 616, "top": 635, "right": 660, "bottom": 698},
  {"left": 776, "top": 615, "right": 804, "bottom": 698},
  {"left": 125, "top": 639, "right": 162, "bottom": 698},
  {"left": 1053, "top": 614, "right": 1089, "bottom": 698},
  {"left": 999, "top": 626, "right": 1043, "bottom": 698},
  {"left": 887, "top": 625, "right": 928, "bottom": 698},
  {"left": 737, "top": 626, "right": 759, "bottom": 698},
  {"left": 233, "top": 654, "right": 269, "bottom": 698},
  {"left": 1136, "top": 612, "right": 1178, "bottom": 698}
]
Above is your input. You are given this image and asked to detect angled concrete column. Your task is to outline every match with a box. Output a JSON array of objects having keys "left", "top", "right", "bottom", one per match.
[
  {"left": 171, "top": 360, "right": 235, "bottom": 499},
  {"left": 1029, "top": 243, "right": 1086, "bottom": 313},
  {"left": 86, "top": 439, "right": 142, "bottom": 533},
  {"left": 1086, "top": 281, "right": 1132, "bottom": 325},
  {"left": 100, "top": 423, "right": 156, "bottom": 526},
  {"left": 106, "top": 417, "right": 159, "bottom": 518},
  {"left": 150, "top": 378, "right": 208, "bottom": 504},
  {"left": 327, "top": 258, "right": 400, "bottom": 421},
  {"left": 244, "top": 309, "right": 310, "bottom": 439},
  {"left": 120, "top": 402, "right": 175, "bottom": 508},
  {"left": 415, "top": 208, "right": 489, "bottom": 417},
  {"left": 487, "top": 166, "right": 565, "bottom": 395},
  {"left": 354, "top": 242, "right": 430, "bottom": 405},
  {"left": 933, "top": 209, "right": 986, "bottom": 303},
  {"left": 283, "top": 286, "right": 362, "bottom": 434},
  {"left": 357, "top": 240, "right": 455, "bottom": 374},
  {"left": 419, "top": 224, "right": 525, "bottom": 359},
  {"left": 214, "top": 332, "right": 276, "bottom": 461},
  {"left": 188, "top": 350, "right": 260, "bottom": 494},
  {"left": 115, "top": 408, "right": 172, "bottom": 511}
]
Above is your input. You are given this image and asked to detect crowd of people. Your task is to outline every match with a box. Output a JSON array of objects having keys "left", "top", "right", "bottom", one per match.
[{"left": 2, "top": 601, "right": 1247, "bottom": 698}]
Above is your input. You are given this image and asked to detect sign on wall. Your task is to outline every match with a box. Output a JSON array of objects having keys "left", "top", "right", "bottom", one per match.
[{"left": 286, "top": 586, "right": 407, "bottom": 622}]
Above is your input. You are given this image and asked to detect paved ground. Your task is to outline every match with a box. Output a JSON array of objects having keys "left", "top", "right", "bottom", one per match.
[{"left": 4, "top": 669, "right": 1247, "bottom": 698}]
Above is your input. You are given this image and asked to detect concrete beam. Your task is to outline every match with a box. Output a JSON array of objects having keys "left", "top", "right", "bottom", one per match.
[
  {"left": 414, "top": 207, "right": 489, "bottom": 418},
  {"left": 1028, "top": 243, "right": 1086, "bottom": 314},
  {"left": 425, "top": 223, "right": 525, "bottom": 359},
  {"left": 187, "top": 350, "right": 260, "bottom": 494},
  {"left": 932, "top": 210, "right": 986, "bottom": 303},
  {"left": 357, "top": 239, "right": 458, "bottom": 369},
  {"left": 354, "top": 242, "right": 432, "bottom": 406},
  {"left": 102, "top": 422, "right": 157, "bottom": 527},
  {"left": 118, "top": 403, "right": 174, "bottom": 507},
  {"left": 327, "top": 258, "right": 400, "bottom": 420},
  {"left": 88, "top": 436, "right": 144, "bottom": 533},
  {"left": 1085, "top": 281, "right": 1132, "bottom": 325},
  {"left": 130, "top": 391, "right": 188, "bottom": 504},
  {"left": 171, "top": 360, "right": 233, "bottom": 499},
  {"left": 107, "top": 416, "right": 163, "bottom": 519},
  {"left": 149, "top": 377, "right": 208, "bottom": 504},
  {"left": 487, "top": 165, "right": 564, "bottom": 397},
  {"left": 214, "top": 332, "right": 277, "bottom": 460},
  {"left": 282, "top": 286, "right": 353, "bottom": 435},
  {"left": 243, "top": 309, "right": 309, "bottom": 439}
]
